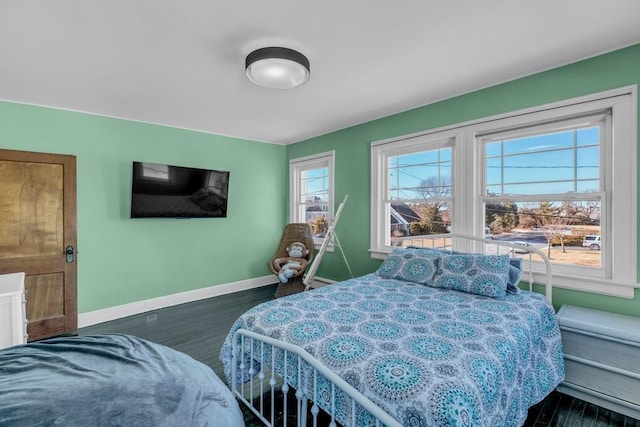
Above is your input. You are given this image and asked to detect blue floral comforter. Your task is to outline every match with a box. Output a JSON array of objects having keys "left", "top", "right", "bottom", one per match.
[
  {"left": 1, "top": 334, "right": 245, "bottom": 427},
  {"left": 221, "top": 274, "right": 564, "bottom": 427}
]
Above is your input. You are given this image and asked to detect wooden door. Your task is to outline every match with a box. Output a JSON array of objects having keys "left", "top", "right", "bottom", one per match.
[{"left": 0, "top": 149, "right": 77, "bottom": 341}]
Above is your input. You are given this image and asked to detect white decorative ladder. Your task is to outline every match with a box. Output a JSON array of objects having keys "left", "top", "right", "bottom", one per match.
[{"left": 303, "top": 195, "right": 353, "bottom": 290}]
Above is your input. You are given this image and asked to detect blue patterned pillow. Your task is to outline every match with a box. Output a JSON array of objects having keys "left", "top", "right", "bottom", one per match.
[
  {"left": 434, "top": 253, "right": 511, "bottom": 298},
  {"left": 408, "top": 246, "right": 522, "bottom": 294},
  {"left": 507, "top": 258, "right": 522, "bottom": 294},
  {"left": 376, "top": 248, "right": 440, "bottom": 284}
]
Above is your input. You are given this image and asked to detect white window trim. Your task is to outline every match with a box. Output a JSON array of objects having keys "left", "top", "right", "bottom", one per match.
[
  {"left": 371, "top": 86, "right": 637, "bottom": 298},
  {"left": 370, "top": 130, "right": 460, "bottom": 252},
  {"left": 290, "top": 151, "right": 335, "bottom": 251}
]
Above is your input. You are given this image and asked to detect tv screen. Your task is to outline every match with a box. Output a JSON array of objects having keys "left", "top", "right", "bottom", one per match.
[{"left": 131, "top": 162, "right": 229, "bottom": 218}]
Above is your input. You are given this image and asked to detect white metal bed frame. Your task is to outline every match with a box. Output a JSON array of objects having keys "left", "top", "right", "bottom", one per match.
[{"left": 230, "top": 233, "right": 554, "bottom": 427}]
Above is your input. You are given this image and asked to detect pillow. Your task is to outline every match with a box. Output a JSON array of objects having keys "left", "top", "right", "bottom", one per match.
[
  {"left": 190, "top": 188, "right": 210, "bottom": 202},
  {"left": 197, "top": 194, "right": 224, "bottom": 211},
  {"left": 433, "top": 253, "right": 511, "bottom": 298},
  {"left": 407, "top": 246, "right": 522, "bottom": 294},
  {"left": 507, "top": 258, "right": 522, "bottom": 294},
  {"left": 376, "top": 248, "right": 440, "bottom": 285}
]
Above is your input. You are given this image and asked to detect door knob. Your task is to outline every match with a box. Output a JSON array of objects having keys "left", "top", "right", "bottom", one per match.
[{"left": 65, "top": 246, "right": 75, "bottom": 263}]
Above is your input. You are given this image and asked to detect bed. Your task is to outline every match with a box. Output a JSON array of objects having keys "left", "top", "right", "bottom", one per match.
[
  {"left": 131, "top": 193, "right": 226, "bottom": 217},
  {"left": 0, "top": 333, "right": 244, "bottom": 427},
  {"left": 220, "top": 233, "right": 565, "bottom": 427}
]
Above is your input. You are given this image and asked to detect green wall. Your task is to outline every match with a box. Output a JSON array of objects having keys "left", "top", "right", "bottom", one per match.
[
  {"left": 2, "top": 43, "right": 638, "bottom": 318},
  {"left": 0, "top": 102, "right": 286, "bottom": 313},
  {"left": 287, "top": 43, "right": 640, "bottom": 317}
]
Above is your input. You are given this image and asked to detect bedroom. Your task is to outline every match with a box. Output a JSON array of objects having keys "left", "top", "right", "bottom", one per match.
[{"left": 1, "top": 1, "right": 640, "bottom": 426}]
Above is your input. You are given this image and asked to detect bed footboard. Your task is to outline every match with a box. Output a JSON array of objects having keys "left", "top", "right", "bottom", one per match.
[{"left": 231, "top": 328, "right": 402, "bottom": 427}]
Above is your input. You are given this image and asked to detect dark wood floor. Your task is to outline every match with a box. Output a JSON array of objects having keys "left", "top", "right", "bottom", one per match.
[
  {"left": 79, "top": 284, "right": 639, "bottom": 427},
  {"left": 80, "top": 284, "right": 277, "bottom": 381}
]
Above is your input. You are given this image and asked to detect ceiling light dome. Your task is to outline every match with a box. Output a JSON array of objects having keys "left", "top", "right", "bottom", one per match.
[{"left": 245, "top": 47, "right": 310, "bottom": 89}]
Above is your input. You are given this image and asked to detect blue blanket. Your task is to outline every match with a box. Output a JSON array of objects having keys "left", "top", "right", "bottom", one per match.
[
  {"left": 1, "top": 334, "right": 244, "bottom": 427},
  {"left": 221, "top": 273, "right": 565, "bottom": 427}
]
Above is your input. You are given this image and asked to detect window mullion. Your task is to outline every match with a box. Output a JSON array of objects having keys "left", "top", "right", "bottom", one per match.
[{"left": 573, "top": 129, "right": 578, "bottom": 193}]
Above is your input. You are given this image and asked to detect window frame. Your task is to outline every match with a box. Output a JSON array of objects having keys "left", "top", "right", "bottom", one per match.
[
  {"left": 478, "top": 113, "right": 610, "bottom": 281},
  {"left": 371, "top": 86, "right": 637, "bottom": 298},
  {"left": 289, "top": 151, "right": 335, "bottom": 249},
  {"left": 370, "top": 131, "right": 459, "bottom": 252}
]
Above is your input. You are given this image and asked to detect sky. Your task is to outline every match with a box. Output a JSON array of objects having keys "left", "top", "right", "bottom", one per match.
[
  {"left": 301, "top": 167, "right": 329, "bottom": 202},
  {"left": 389, "top": 126, "right": 600, "bottom": 200}
]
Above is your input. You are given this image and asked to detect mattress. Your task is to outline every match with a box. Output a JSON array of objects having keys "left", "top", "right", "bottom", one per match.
[{"left": 221, "top": 273, "right": 564, "bottom": 426}]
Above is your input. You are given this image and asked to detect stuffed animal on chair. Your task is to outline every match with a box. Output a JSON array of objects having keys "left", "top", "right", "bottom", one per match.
[{"left": 272, "top": 242, "right": 309, "bottom": 284}]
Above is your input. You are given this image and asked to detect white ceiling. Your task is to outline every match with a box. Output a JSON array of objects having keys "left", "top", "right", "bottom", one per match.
[{"left": 1, "top": 1, "right": 639, "bottom": 145}]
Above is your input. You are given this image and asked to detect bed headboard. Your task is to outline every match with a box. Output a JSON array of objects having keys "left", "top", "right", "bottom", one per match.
[{"left": 392, "top": 233, "right": 553, "bottom": 302}]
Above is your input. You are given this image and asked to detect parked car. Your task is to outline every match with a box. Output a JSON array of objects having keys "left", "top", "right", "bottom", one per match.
[
  {"left": 484, "top": 226, "right": 493, "bottom": 239},
  {"left": 510, "top": 241, "right": 533, "bottom": 254},
  {"left": 582, "top": 235, "right": 601, "bottom": 250}
]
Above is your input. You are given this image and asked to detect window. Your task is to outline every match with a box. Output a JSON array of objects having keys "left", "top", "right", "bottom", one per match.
[
  {"left": 141, "top": 162, "right": 170, "bottom": 181},
  {"left": 290, "top": 151, "right": 334, "bottom": 246},
  {"left": 371, "top": 87, "right": 636, "bottom": 297},
  {"left": 481, "top": 114, "right": 605, "bottom": 271},
  {"left": 372, "top": 135, "right": 455, "bottom": 249}
]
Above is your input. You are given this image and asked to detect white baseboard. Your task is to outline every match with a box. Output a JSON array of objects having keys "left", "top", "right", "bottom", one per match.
[{"left": 78, "top": 275, "right": 276, "bottom": 328}]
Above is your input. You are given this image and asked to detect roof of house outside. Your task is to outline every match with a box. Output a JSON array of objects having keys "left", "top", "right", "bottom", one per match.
[{"left": 391, "top": 203, "right": 420, "bottom": 223}]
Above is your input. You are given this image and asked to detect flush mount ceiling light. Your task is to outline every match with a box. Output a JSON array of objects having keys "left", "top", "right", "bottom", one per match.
[{"left": 245, "top": 47, "right": 310, "bottom": 89}]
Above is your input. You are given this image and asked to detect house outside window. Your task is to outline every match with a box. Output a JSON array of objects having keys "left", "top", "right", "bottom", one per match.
[
  {"left": 371, "top": 87, "right": 636, "bottom": 297},
  {"left": 290, "top": 151, "right": 335, "bottom": 246}
]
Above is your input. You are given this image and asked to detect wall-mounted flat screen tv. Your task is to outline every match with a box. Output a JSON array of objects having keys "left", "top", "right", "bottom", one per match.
[{"left": 131, "top": 161, "right": 229, "bottom": 218}]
